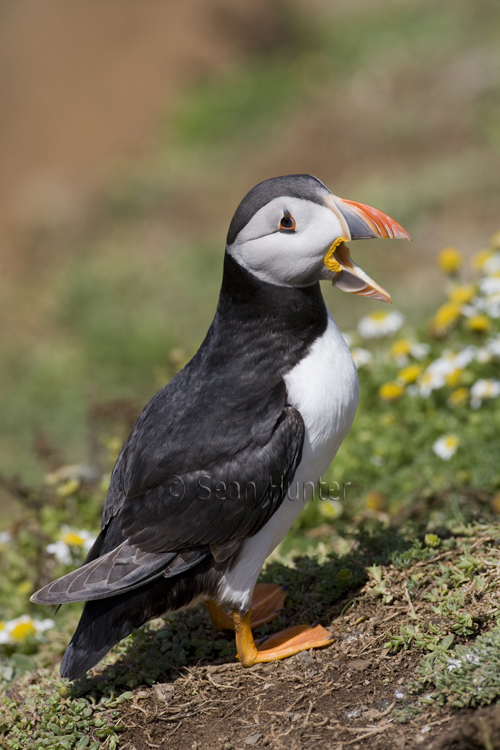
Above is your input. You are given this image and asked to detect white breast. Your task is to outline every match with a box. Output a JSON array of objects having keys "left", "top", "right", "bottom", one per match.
[
  {"left": 284, "top": 311, "right": 359, "bottom": 483},
  {"left": 216, "top": 311, "right": 359, "bottom": 610}
]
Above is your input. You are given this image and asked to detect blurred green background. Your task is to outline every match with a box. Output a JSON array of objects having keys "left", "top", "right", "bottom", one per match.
[{"left": 0, "top": 0, "right": 499, "bottom": 503}]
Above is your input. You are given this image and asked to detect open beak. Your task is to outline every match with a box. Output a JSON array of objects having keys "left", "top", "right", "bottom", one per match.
[{"left": 324, "top": 194, "right": 411, "bottom": 303}]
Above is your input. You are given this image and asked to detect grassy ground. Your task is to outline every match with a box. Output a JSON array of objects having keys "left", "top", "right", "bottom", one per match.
[{"left": 3, "top": 519, "right": 500, "bottom": 749}]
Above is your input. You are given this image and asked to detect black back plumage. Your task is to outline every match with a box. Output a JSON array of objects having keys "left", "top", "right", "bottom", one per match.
[{"left": 34, "top": 251, "right": 329, "bottom": 680}]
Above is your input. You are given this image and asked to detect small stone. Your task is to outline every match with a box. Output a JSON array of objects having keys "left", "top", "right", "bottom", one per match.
[
  {"left": 136, "top": 690, "right": 149, "bottom": 699},
  {"left": 363, "top": 708, "right": 382, "bottom": 721},
  {"left": 153, "top": 684, "right": 173, "bottom": 702},
  {"left": 347, "top": 659, "right": 371, "bottom": 671},
  {"left": 261, "top": 663, "right": 277, "bottom": 672},
  {"left": 244, "top": 734, "right": 263, "bottom": 745}
]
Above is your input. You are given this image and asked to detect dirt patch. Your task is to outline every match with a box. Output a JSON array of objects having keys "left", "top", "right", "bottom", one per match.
[
  {"left": 116, "top": 627, "right": 439, "bottom": 750},
  {"left": 119, "top": 643, "right": 425, "bottom": 750},
  {"left": 428, "top": 704, "right": 500, "bottom": 750},
  {"left": 111, "top": 531, "right": 500, "bottom": 749}
]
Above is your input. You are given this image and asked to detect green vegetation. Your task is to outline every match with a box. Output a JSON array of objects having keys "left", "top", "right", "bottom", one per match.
[
  {"left": 416, "top": 626, "right": 500, "bottom": 708},
  {"left": 320, "top": 235, "right": 500, "bottom": 522}
]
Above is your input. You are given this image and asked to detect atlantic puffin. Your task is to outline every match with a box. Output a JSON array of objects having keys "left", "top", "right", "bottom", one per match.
[{"left": 32, "top": 175, "right": 410, "bottom": 679}]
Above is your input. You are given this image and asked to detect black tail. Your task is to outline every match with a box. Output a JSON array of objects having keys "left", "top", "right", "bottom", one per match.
[
  {"left": 61, "top": 577, "right": 165, "bottom": 679},
  {"left": 60, "top": 553, "right": 220, "bottom": 680}
]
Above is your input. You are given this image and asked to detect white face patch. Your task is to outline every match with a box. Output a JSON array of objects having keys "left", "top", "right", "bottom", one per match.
[{"left": 226, "top": 196, "right": 345, "bottom": 287}]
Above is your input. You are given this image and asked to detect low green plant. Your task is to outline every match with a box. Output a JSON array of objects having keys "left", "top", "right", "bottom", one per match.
[{"left": 413, "top": 626, "right": 500, "bottom": 708}]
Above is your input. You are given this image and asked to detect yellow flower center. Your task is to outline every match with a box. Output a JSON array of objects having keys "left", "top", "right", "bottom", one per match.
[
  {"left": 449, "top": 285, "right": 475, "bottom": 304},
  {"left": 365, "top": 491, "right": 385, "bottom": 511},
  {"left": 467, "top": 315, "right": 491, "bottom": 332},
  {"left": 398, "top": 364, "right": 423, "bottom": 384},
  {"left": 320, "top": 500, "right": 343, "bottom": 520},
  {"left": 390, "top": 339, "right": 411, "bottom": 358},
  {"left": 448, "top": 387, "right": 468, "bottom": 407},
  {"left": 472, "top": 248, "right": 494, "bottom": 271},
  {"left": 370, "top": 311, "right": 389, "bottom": 321},
  {"left": 379, "top": 381, "right": 405, "bottom": 401},
  {"left": 444, "top": 435, "right": 459, "bottom": 450},
  {"left": 62, "top": 532, "right": 85, "bottom": 546},
  {"left": 433, "top": 301, "right": 462, "bottom": 332},
  {"left": 445, "top": 368, "right": 463, "bottom": 388},
  {"left": 438, "top": 247, "right": 463, "bottom": 274},
  {"left": 10, "top": 621, "right": 36, "bottom": 641}
]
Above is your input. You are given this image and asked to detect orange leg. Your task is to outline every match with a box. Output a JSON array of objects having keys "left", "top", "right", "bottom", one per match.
[
  {"left": 234, "top": 611, "right": 333, "bottom": 667},
  {"left": 205, "top": 583, "right": 287, "bottom": 631}
]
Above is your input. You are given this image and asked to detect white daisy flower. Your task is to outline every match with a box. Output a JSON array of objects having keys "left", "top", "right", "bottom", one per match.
[
  {"left": 480, "top": 276, "right": 500, "bottom": 296},
  {"left": 0, "top": 615, "right": 54, "bottom": 644},
  {"left": 453, "top": 346, "right": 477, "bottom": 369},
  {"left": 0, "top": 531, "right": 11, "bottom": 544},
  {"left": 461, "top": 303, "right": 481, "bottom": 318},
  {"left": 410, "top": 342, "right": 430, "bottom": 360},
  {"left": 418, "top": 368, "right": 446, "bottom": 397},
  {"left": 351, "top": 348, "right": 373, "bottom": 368},
  {"left": 357, "top": 310, "right": 404, "bottom": 339},
  {"left": 46, "top": 540, "right": 73, "bottom": 565},
  {"left": 465, "top": 297, "right": 500, "bottom": 319},
  {"left": 46, "top": 526, "right": 96, "bottom": 565},
  {"left": 433, "top": 434, "right": 459, "bottom": 461},
  {"left": 475, "top": 347, "right": 492, "bottom": 364},
  {"left": 487, "top": 335, "right": 500, "bottom": 358},
  {"left": 428, "top": 351, "right": 457, "bottom": 375},
  {"left": 418, "top": 346, "right": 477, "bottom": 397},
  {"left": 483, "top": 294, "right": 500, "bottom": 318},
  {"left": 470, "top": 378, "right": 500, "bottom": 409},
  {"left": 482, "top": 253, "right": 500, "bottom": 276},
  {"left": 390, "top": 340, "right": 430, "bottom": 366}
]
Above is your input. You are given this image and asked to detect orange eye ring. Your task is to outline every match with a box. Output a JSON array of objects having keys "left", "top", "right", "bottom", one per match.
[{"left": 280, "top": 212, "right": 296, "bottom": 232}]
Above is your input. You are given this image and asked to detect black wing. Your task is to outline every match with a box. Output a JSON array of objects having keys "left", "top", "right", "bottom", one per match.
[
  {"left": 33, "top": 349, "right": 304, "bottom": 604},
  {"left": 100, "top": 321, "right": 306, "bottom": 551}
]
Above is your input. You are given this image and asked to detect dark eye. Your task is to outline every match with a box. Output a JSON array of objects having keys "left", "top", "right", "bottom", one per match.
[{"left": 280, "top": 212, "right": 296, "bottom": 232}]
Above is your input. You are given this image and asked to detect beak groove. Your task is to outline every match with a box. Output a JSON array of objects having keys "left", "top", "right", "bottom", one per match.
[{"left": 326, "top": 194, "right": 411, "bottom": 242}]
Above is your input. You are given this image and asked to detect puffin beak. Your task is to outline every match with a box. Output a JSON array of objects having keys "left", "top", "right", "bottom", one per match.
[{"left": 324, "top": 194, "right": 411, "bottom": 303}]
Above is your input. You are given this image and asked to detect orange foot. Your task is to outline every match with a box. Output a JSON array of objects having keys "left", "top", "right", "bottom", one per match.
[
  {"left": 234, "top": 612, "right": 333, "bottom": 667},
  {"left": 205, "top": 583, "right": 287, "bottom": 631}
]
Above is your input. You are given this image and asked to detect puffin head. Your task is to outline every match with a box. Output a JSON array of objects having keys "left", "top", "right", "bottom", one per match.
[{"left": 226, "top": 174, "right": 410, "bottom": 302}]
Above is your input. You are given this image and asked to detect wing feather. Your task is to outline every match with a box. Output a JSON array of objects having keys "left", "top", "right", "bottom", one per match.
[{"left": 32, "top": 541, "right": 210, "bottom": 604}]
